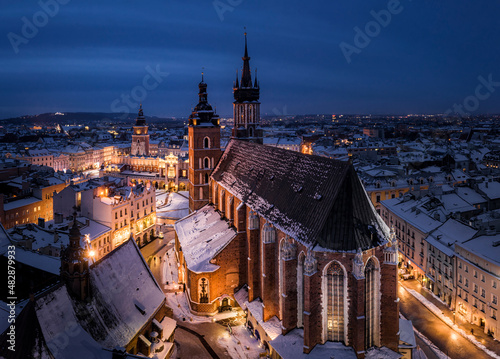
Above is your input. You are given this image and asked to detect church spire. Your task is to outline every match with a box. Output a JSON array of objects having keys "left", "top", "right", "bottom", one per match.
[
  {"left": 234, "top": 69, "right": 239, "bottom": 88},
  {"left": 241, "top": 31, "right": 252, "bottom": 88},
  {"left": 135, "top": 104, "right": 146, "bottom": 126}
]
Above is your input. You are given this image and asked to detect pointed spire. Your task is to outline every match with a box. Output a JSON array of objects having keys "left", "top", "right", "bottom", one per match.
[
  {"left": 135, "top": 104, "right": 146, "bottom": 126},
  {"left": 241, "top": 30, "right": 252, "bottom": 87},
  {"left": 244, "top": 31, "right": 249, "bottom": 58},
  {"left": 235, "top": 69, "right": 239, "bottom": 88},
  {"left": 254, "top": 68, "right": 258, "bottom": 88},
  {"left": 201, "top": 71, "right": 204, "bottom": 83}
]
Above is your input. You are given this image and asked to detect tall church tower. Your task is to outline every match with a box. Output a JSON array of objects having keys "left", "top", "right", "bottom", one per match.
[
  {"left": 188, "top": 75, "right": 222, "bottom": 212},
  {"left": 60, "top": 215, "right": 89, "bottom": 301},
  {"left": 131, "top": 105, "right": 150, "bottom": 156},
  {"left": 232, "top": 33, "right": 263, "bottom": 144}
]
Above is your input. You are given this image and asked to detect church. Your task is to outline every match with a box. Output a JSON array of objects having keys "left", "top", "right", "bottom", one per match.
[{"left": 174, "top": 35, "right": 400, "bottom": 358}]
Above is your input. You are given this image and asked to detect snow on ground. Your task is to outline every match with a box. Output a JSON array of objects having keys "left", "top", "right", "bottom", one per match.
[
  {"left": 162, "top": 247, "right": 179, "bottom": 290},
  {"left": 217, "top": 325, "right": 265, "bottom": 359},
  {"left": 407, "top": 288, "right": 500, "bottom": 359},
  {"left": 162, "top": 244, "right": 241, "bottom": 324}
]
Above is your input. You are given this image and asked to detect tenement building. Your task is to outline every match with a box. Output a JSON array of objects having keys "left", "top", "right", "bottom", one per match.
[{"left": 174, "top": 35, "right": 399, "bottom": 358}]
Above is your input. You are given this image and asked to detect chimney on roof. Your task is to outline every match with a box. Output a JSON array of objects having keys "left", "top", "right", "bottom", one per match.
[
  {"left": 54, "top": 212, "right": 63, "bottom": 224},
  {"left": 38, "top": 217, "right": 45, "bottom": 228}
]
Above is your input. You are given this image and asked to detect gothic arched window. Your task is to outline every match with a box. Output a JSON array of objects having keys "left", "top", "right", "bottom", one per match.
[
  {"left": 262, "top": 223, "right": 275, "bottom": 243},
  {"left": 204, "top": 137, "right": 210, "bottom": 149},
  {"left": 365, "top": 257, "right": 380, "bottom": 348},
  {"left": 199, "top": 277, "right": 209, "bottom": 303},
  {"left": 324, "top": 261, "right": 346, "bottom": 343},
  {"left": 204, "top": 157, "right": 210, "bottom": 168}
]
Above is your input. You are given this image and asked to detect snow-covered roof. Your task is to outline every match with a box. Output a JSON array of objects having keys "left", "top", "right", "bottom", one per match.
[
  {"left": 35, "top": 286, "right": 110, "bottom": 359},
  {"left": 3, "top": 196, "right": 41, "bottom": 211},
  {"left": 477, "top": 181, "right": 500, "bottom": 200},
  {"left": 212, "top": 139, "right": 389, "bottom": 251},
  {"left": 455, "top": 187, "right": 487, "bottom": 206},
  {"left": 85, "top": 238, "right": 166, "bottom": 348},
  {"left": 174, "top": 205, "right": 236, "bottom": 273},
  {"left": 382, "top": 197, "right": 442, "bottom": 234},
  {"left": 399, "top": 318, "right": 416, "bottom": 348},
  {"left": 245, "top": 297, "right": 282, "bottom": 341},
  {"left": 427, "top": 219, "right": 478, "bottom": 256},
  {"left": 458, "top": 234, "right": 500, "bottom": 266},
  {"left": 269, "top": 329, "right": 356, "bottom": 359},
  {"left": 365, "top": 346, "right": 402, "bottom": 359},
  {"left": 14, "top": 247, "right": 61, "bottom": 275},
  {"left": 440, "top": 193, "right": 476, "bottom": 213}
]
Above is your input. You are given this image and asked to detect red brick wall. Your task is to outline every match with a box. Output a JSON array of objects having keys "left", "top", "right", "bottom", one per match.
[
  {"left": 188, "top": 125, "right": 222, "bottom": 212},
  {"left": 380, "top": 259, "right": 399, "bottom": 351},
  {"left": 282, "top": 256, "right": 298, "bottom": 333}
]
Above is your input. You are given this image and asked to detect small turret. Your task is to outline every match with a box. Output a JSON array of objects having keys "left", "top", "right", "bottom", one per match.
[{"left": 60, "top": 213, "right": 89, "bottom": 301}]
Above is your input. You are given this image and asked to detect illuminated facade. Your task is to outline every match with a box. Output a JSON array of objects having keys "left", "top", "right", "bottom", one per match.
[{"left": 131, "top": 105, "right": 150, "bottom": 156}]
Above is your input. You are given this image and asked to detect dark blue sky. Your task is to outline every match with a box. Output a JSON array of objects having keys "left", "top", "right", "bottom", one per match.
[{"left": 1, "top": 0, "right": 500, "bottom": 119}]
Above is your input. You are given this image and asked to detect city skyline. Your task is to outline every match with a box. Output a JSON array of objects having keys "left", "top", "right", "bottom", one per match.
[{"left": 2, "top": 1, "right": 500, "bottom": 120}]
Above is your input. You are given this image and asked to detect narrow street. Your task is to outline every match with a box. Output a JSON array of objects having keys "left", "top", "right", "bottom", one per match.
[{"left": 399, "top": 282, "right": 492, "bottom": 359}]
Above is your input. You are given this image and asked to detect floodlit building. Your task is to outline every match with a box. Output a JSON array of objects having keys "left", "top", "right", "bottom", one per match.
[{"left": 174, "top": 35, "right": 400, "bottom": 358}]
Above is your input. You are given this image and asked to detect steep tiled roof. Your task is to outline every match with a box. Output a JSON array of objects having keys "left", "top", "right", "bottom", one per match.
[{"left": 212, "top": 140, "right": 388, "bottom": 251}]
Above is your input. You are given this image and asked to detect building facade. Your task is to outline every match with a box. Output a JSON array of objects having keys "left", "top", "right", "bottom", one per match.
[{"left": 187, "top": 75, "right": 222, "bottom": 212}]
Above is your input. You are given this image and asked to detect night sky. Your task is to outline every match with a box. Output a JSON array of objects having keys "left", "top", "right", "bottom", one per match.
[{"left": 2, "top": 0, "right": 500, "bottom": 119}]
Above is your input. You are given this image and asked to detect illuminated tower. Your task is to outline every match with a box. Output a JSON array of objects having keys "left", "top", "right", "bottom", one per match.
[
  {"left": 188, "top": 74, "right": 222, "bottom": 212},
  {"left": 232, "top": 33, "right": 263, "bottom": 144},
  {"left": 131, "top": 105, "right": 150, "bottom": 156}
]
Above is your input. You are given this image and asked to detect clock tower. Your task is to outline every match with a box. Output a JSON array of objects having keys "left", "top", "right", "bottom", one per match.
[{"left": 131, "top": 105, "right": 150, "bottom": 156}]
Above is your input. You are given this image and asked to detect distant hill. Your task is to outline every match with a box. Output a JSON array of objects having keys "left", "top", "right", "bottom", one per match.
[{"left": 0, "top": 112, "right": 187, "bottom": 127}]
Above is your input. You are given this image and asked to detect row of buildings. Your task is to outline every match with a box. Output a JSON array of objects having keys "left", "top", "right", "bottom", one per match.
[{"left": 380, "top": 182, "right": 500, "bottom": 340}]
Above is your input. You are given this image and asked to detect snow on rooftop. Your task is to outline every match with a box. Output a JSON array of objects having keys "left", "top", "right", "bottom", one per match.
[
  {"left": 269, "top": 328, "right": 357, "bottom": 359},
  {"left": 428, "top": 219, "right": 478, "bottom": 256},
  {"left": 77, "top": 217, "right": 111, "bottom": 240},
  {"left": 35, "top": 286, "right": 110, "bottom": 359},
  {"left": 458, "top": 234, "right": 500, "bottom": 266},
  {"left": 174, "top": 205, "right": 236, "bottom": 273},
  {"left": 245, "top": 297, "right": 282, "bottom": 341},
  {"left": 85, "top": 239, "right": 165, "bottom": 348},
  {"left": 3, "top": 196, "right": 41, "bottom": 211},
  {"left": 14, "top": 247, "right": 60, "bottom": 275},
  {"left": 365, "top": 346, "right": 402, "bottom": 359},
  {"left": 440, "top": 193, "right": 476, "bottom": 213},
  {"left": 478, "top": 181, "right": 500, "bottom": 200},
  {"left": 382, "top": 198, "right": 442, "bottom": 234},
  {"left": 399, "top": 318, "right": 416, "bottom": 348}
]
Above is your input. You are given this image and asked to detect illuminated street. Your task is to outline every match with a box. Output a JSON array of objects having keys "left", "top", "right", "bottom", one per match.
[{"left": 399, "top": 281, "right": 493, "bottom": 359}]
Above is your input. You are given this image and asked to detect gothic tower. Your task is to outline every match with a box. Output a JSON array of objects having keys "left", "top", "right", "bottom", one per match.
[
  {"left": 60, "top": 215, "right": 89, "bottom": 301},
  {"left": 188, "top": 75, "right": 222, "bottom": 212},
  {"left": 232, "top": 33, "right": 263, "bottom": 144},
  {"left": 131, "top": 105, "right": 150, "bottom": 156}
]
